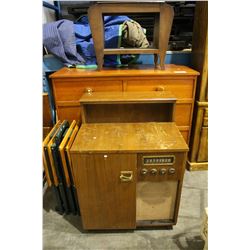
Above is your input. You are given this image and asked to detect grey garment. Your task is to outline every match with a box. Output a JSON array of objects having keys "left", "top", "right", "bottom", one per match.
[
  {"left": 43, "top": 19, "right": 85, "bottom": 65},
  {"left": 121, "top": 20, "right": 149, "bottom": 48}
]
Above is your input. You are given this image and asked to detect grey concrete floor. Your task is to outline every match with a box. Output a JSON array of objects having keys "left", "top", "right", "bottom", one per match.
[{"left": 43, "top": 170, "right": 207, "bottom": 250}]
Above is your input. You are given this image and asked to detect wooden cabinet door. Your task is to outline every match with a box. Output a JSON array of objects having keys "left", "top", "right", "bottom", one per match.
[
  {"left": 197, "top": 127, "right": 208, "bottom": 162},
  {"left": 71, "top": 153, "right": 137, "bottom": 230}
]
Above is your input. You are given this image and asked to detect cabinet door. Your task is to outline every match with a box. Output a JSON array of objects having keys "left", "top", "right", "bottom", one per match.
[
  {"left": 71, "top": 153, "right": 137, "bottom": 230},
  {"left": 197, "top": 127, "right": 208, "bottom": 162}
]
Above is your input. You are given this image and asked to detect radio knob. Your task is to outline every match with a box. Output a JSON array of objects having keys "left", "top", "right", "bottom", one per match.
[
  {"left": 159, "top": 168, "right": 167, "bottom": 175},
  {"left": 150, "top": 168, "right": 157, "bottom": 175},
  {"left": 141, "top": 168, "right": 148, "bottom": 175},
  {"left": 168, "top": 168, "right": 176, "bottom": 175}
]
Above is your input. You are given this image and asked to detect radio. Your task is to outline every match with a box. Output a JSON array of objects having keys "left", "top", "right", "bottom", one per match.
[{"left": 70, "top": 91, "right": 188, "bottom": 230}]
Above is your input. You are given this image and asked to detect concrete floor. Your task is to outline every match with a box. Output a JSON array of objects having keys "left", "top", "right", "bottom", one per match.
[{"left": 43, "top": 170, "right": 207, "bottom": 250}]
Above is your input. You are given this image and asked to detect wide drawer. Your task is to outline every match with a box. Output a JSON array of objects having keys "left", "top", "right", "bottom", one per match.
[
  {"left": 126, "top": 78, "right": 195, "bottom": 99},
  {"left": 53, "top": 79, "right": 123, "bottom": 101}
]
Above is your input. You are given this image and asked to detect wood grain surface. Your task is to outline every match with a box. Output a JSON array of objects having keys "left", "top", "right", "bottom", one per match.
[
  {"left": 71, "top": 122, "right": 188, "bottom": 154},
  {"left": 50, "top": 65, "right": 199, "bottom": 78},
  {"left": 79, "top": 91, "right": 176, "bottom": 104},
  {"left": 71, "top": 153, "right": 137, "bottom": 229}
]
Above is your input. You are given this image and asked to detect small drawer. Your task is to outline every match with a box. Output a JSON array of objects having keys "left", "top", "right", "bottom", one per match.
[
  {"left": 53, "top": 79, "right": 123, "bottom": 101},
  {"left": 175, "top": 103, "right": 192, "bottom": 126},
  {"left": 137, "top": 153, "right": 186, "bottom": 181},
  {"left": 126, "top": 78, "right": 195, "bottom": 99}
]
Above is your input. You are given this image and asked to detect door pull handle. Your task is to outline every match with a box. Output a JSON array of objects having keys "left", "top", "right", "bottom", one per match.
[{"left": 120, "top": 171, "right": 133, "bottom": 182}]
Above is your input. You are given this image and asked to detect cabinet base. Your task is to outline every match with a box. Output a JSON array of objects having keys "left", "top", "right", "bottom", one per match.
[
  {"left": 136, "top": 220, "right": 174, "bottom": 229},
  {"left": 186, "top": 161, "right": 208, "bottom": 171}
]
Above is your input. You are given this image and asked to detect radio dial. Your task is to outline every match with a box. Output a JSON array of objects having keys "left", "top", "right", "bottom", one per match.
[
  {"left": 168, "top": 168, "right": 176, "bottom": 175},
  {"left": 141, "top": 168, "right": 148, "bottom": 175},
  {"left": 159, "top": 168, "right": 167, "bottom": 175},
  {"left": 150, "top": 168, "right": 157, "bottom": 175}
]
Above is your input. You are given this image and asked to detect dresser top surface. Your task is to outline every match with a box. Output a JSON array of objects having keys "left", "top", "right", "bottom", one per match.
[
  {"left": 71, "top": 122, "right": 188, "bottom": 153},
  {"left": 79, "top": 91, "right": 176, "bottom": 104},
  {"left": 50, "top": 64, "right": 199, "bottom": 79}
]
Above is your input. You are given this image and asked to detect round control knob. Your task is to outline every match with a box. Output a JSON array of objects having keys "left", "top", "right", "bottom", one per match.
[
  {"left": 168, "top": 168, "right": 176, "bottom": 175},
  {"left": 159, "top": 168, "right": 167, "bottom": 175},
  {"left": 150, "top": 168, "right": 157, "bottom": 175},
  {"left": 141, "top": 168, "right": 148, "bottom": 175}
]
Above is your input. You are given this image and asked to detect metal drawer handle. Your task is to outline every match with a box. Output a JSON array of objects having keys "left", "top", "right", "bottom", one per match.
[
  {"left": 155, "top": 86, "right": 165, "bottom": 91},
  {"left": 84, "top": 87, "right": 93, "bottom": 94},
  {"left": 120, "top": 171, "right": 133, "bottom": 182}
]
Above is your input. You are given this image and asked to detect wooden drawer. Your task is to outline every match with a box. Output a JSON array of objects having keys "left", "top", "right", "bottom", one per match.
[
  {"left": 126, "top": 78, "right": 195, "bottom": 99},
  {"left": 53, "top": 79, "right": 123, "bottom": 101},
  {"left": 175, "top": 103, "right": 192, "bottom": 126},
  {"left": 57, "top": 105, "right": 81, "bottom": 123}
]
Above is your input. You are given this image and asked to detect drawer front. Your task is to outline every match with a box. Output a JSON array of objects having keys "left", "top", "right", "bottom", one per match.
[
  {"left": 126, "top": 79, "right": 195, "bottom": 99},
  {"left": 53, "top": 79, "right": 123, "bottom": 101},
  {"left": 57, "top": 105, "right": 81, "bottom": 123},
  {"left": 137, "top": 153, "right": 186, "bottom": 181},
  {"left": 175, "top": 103, "right": 192, "bottom": 126}
]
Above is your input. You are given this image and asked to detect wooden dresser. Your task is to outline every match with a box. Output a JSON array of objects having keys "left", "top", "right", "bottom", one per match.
[{"left": 50, "top": 64, "right": 199, "bottom": 144}]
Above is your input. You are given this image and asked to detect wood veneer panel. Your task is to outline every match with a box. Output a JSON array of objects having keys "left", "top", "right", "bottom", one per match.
[
  {"left": 175, "top": 103, "right": 192, "bottom": 126},
  {"left": 50, "top": 65, "right": 199, "bottom": 79},
  {"left": 57, "top": 105, "right": 81, "bottom": 123},
  {"left": 71, "top": 153, "right": 137, "bottom": 229},
  {"left": 71, "top": 123, "right": 188, "bottom": 154}
]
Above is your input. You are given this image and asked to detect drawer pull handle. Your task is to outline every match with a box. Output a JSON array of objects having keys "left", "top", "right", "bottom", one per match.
[
  {"left": 84, "top": 87, "right": 93, "bottom": 94},
  {"left": 120, "top": 171, "right": 133, "bottom": 182},
  {"left": 155, "top": 86, "right": 165, "bottom": 91}
]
